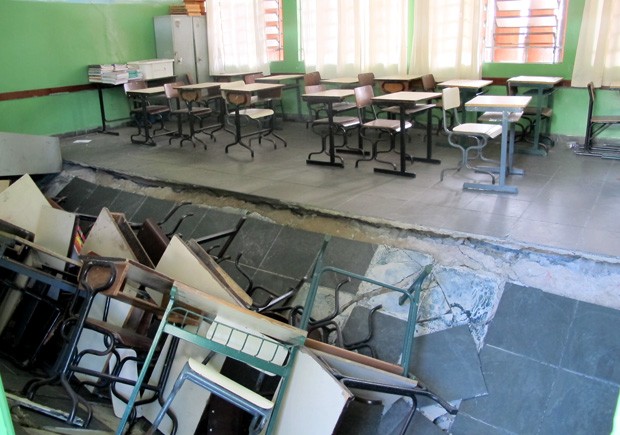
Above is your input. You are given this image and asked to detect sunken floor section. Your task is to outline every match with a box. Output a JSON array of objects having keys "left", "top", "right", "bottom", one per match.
[{"left": 2, "top": 175, "right": 619, "bottom": 434}]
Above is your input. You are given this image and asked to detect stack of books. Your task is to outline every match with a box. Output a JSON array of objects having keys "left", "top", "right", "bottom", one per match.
[
  {"left": 88, "top": 64, "right": 129, "bottom": 85},
  {"left": 170, "top": 0, "right": 205, "bottom": 16},
  {"left": 88, "top": 64, "right": 142, "bottom": 85}
]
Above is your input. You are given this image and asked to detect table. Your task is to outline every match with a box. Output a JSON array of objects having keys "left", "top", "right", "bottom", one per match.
[
  {"left": 302, "top": 89, "right": 355, "bottom": 168},
  {"left": 464, "top": 95, "right": 531, "bottom": 193},
  {"left": 375, "top": 75, "right": 422, "bottom": 93},
  {"left": 211, "top": 71, "right": 263, "bottom": 83},
  {"left": 507, "top": 75, "right": 563, "bottom": 155},
  {"left": 370, "top": 91, "right": 442, "bottom": 177},
  {"left": 219, "top": 82, "right": 286, "bottom": 157},
  {"left": 174, "top": 82, "right": 222, "bottom": 148},
  {"left": 256, "top": 74, "right": 305, "bottom": 121},
  {"left": 125, "top": 86, "right": 167, "bottom": 145},
  {"left": 438, "top": 79, "right": 493, "bottom": 122},
  {"left": 320, "top": 77, "right": 360, "bottom": 88}
]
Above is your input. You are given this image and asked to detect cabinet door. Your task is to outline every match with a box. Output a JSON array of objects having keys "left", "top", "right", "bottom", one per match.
[
  {"left": 170, "top": 16, "right": 197, "bottom": 82},
  {"left": 192, "top": 16, "right": 210, "bottom": 83}
]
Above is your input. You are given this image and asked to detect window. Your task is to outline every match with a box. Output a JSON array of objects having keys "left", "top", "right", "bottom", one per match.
[
  {"left": 483, "top": 0, "right": 569, "bottom": 63},
  {"left": 264, "top": 0, "right": 284, "bottom": 62}
]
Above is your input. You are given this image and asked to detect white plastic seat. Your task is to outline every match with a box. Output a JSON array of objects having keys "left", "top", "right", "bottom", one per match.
[{"left": 440, "top": 87, "right": 502, "bottom": 185}]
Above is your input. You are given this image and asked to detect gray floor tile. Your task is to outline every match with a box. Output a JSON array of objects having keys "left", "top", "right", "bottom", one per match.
[
  {"left": 225, "top": 218, "right": 283, "bottom": 269},
  {"left": 538, "top": 368, "right": 617, "bottom": 435},
  {"left": 451, "top": 414, "right": 517, "bottom": 435},
  {"left": 484, "top": 283, "right": 576, "bottom": 365},
  {"left": 458, "top": 346, "right": 556, "bottom": 434},
  {"left": 561, "top": 301, "right": 620, "bottom": 385}
]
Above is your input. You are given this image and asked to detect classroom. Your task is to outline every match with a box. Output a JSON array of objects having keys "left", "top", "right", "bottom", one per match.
[{"left": 0, "top": 1, "right": 619, "bottom": 434}]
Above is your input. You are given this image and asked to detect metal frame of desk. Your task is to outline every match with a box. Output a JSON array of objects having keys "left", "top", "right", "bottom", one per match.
[
  {"left": 256, "top": 74, "right": 305, "bottom": 121},
  {"left": 465, "top": 95, "right": 532, "bottom": 194},
  {"left": 507, "top": 75, "right": 563, "bottom": 156},
  {"left": 371, "top": 91, "right": 442, "bottom": 178}
]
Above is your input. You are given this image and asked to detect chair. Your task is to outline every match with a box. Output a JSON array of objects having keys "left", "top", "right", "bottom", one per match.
[
  {"left": 117, "top": 281, "right": 306, "bottom": 435},
  {"left": 222, "top": 83, "right": 286, "bottom": 157},
  {"left": 357, "top": 72, "right": 376, "bottom": 87},
  {"left": 304, "top": 84, "right": 357, "bottom": 129},
  {"left": 579, "top": 82, "right": 620, "bottom": 155},
  {"left": 244, "top": 73, "right": 285, "bottom": 120},
  {"left": 304, "top": 71, "right": 322, "bottom": 87},
  {"left": 163, "top": 82, "right": 214, "bottom": 149},
  {"left": 353, "top": 85, "right": 413, "bottom": 170},
  {"left": 506, "top": 81, "right": 553, "bottom": 146},
  {"left": 123, "top": 81, "right": 171, "bottom": 144},
  {"left": 440, "top": 87, "right": 502, "bottom": 185}
]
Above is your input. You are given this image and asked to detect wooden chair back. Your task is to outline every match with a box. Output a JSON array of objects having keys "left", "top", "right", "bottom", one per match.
[
  {"left": 304, "top": 71, "right": 321, "bottom": 86},
  {"left": 357, "top": 72, "right": 375, "bottom": 87}
]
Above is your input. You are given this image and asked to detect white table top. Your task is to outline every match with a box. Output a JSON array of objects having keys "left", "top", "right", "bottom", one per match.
[
  {"left": 256, "top": 74, "right": 305, "bottom": 82},
  {"left": 321, "top": 77, "right": 359, "bottom": 85},
  {"left": 302, "top": 89, "right": 355, "bottom": 102},
  {"left": 438, "top": 79, "right": 493, "bottom": 89},
  {"left": 126, "top": 86, "right": 165, "bottom": 95},
  {"left": 175, "top": 82, "right": 221, "bottom": 91},
  {"left": 375, "top": 75, "right": 421, "bottom": 81},
  {"left": 372, "top": 91, "right": 441, "bottom": 104},
  {"left": 220, "top": 82, "right": 284, "bottom": 92},
  {"left": 507, "top": 76, "right": 563, "bottom": 86},
  {"left": 465, "top": 95, "right": 531, "bottom": 110},
  {"left": 211, "top": 71, "right": 263, "bottom": 78}
]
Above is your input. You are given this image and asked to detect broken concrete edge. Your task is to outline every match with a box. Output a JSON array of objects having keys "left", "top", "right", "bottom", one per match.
[{"left": 43, "top": 163, "right": 620, "bottom": 314}]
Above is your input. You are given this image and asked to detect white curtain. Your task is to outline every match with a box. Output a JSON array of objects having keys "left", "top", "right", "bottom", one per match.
[
  {"left": 300, "top": 0, "right": 409, "bottom": 77},
  {"left": 571, "top": 0, "right": 620, "bottom": 87},
  {"left": 205, "top": 0, "right": 270, "bottom": 75},
  {"left": 410, "top": 0, "right": 484, "bottom": 81}
]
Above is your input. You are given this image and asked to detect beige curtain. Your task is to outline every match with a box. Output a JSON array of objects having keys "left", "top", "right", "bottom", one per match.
[
  {"left": 206, "top": 0, "right": 270, "bottom": 74},
  {"left": 300, "top": 0, "right": 409, "bottom": 77},
  {"left": 410, "top": 0, "right": 484, "bottom": 81},
  {"left": 572, "top": 0, "right": 620, "bottom": 87}
]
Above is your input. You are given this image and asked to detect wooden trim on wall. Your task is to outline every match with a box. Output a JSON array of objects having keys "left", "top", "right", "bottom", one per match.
[{"left": 0, "top": 84, "right": 95, "bottom": 102}]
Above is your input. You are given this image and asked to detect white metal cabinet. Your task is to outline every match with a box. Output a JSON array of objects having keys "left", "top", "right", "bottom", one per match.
[{"left": 154, "top": 15, "right": 210, "bottom": 83}]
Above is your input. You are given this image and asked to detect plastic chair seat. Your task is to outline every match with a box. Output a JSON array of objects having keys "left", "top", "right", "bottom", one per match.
[
  {"left": 239, "top": 107, "right": 274, "bottom": 120},
  {"left": 452, "top": 123, "right": 502, "bottom": 138},
  {"left": 312, "top": 116, "right": 360, "bottom": 129},
  {"left": 363, "top": 118, "right": 412, "bottom": 133}
]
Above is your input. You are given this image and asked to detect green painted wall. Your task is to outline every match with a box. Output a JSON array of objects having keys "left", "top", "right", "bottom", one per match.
[
  {"left": 0, "top": 1, "right": 169, "bottom": 135},
  {"left": 1, "top": 0, "right": 618, "bottom": 139}
]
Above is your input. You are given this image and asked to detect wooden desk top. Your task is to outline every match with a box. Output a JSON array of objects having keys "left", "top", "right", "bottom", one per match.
[
  {"left": 321, "top": 77, "right": 359, "bottom": 85},
  {"left": 375, "top": 75, "right": 421, "bottom": 81},
  {"left": 220, "top": 82, "right": 284, "bottom": 92},
  {"left": 465, "top": 95, "right": 531, "bottom": 110},
  {"left": 507, "top": 76, "right": 563, "bottom": 86},
  {"left": 126, "top": 86, "right": 165, "bottom": 95},
  {"left": 256, "top": 74, "right": 305, "bottom": 82},
  {"left": 438, "top": 79, "right": 493, "bottom": 89},
  {"left": 302, "top": 89, "right": 355, "bottom": 102},
  {"left": 372, "top": 91, "right": 441, "bottom": 104},
  {"left": 175, "top": 82, "right": 221, "bottom": 91},
  {"left": 211, "top": 71, "right": 262, "bottom": 78}
]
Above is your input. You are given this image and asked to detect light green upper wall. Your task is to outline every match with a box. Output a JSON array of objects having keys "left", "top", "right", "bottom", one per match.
[{"left": 0, "top": 0, "right": 617, "bottom": 139}]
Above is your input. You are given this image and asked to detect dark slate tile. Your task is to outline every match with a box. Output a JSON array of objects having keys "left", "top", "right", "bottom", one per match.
[
  {"left": 260, "top": 226, "right": 325, "bottom": 279},
  {"left": 55, "top": 177, "right": 97, "bottom": 212},
  {"left": 76, "top": 185, "right": 121, "bottom": 216},
  {"left": 188, "top": 209, "right": 247, "bottom": 257},
  {"left": 561, "top": 301, "right": 620, "bottom": 385},
  {"left": 320, "top": 236, "right": 377, "bottom": 292},
  {"left": 450, "top": 414, "right": 517, "bottom": 435},
  {"left": 538, "top": 368, "right": 617, "bottom": 435},
  {"left": 343, "top": 306, "right": 405, "bottom": 365},
  {"left": 159, "top": 204, "right": 207, "bottom": 240},
  {"left": 458, "top": 346, "right": 556, "bottom": 434},
  {"left": 335, "top": 399, "right": 383, "bottom": 435},
  {"left": 408, "top": 325, "right": 487, "bottom": 403},
  {"left": 247, "top": 269, "right": 301, "bottom": 306},
  {"left": 129, "top": 196, "right": 177, "bottom": 224},
  {"left": 107, "top": 190, "right": 147, "bottom": 218},
  {"left": 225, "top": 218, "right": 282, "bottom": 270},
  {"left": 484, "top": 283, "right": 576, "bottom": 365}
]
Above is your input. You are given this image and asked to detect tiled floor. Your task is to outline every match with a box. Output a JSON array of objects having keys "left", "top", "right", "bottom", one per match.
[{"left": 57, "top": 120, "right": 620, "bottom": 259}]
